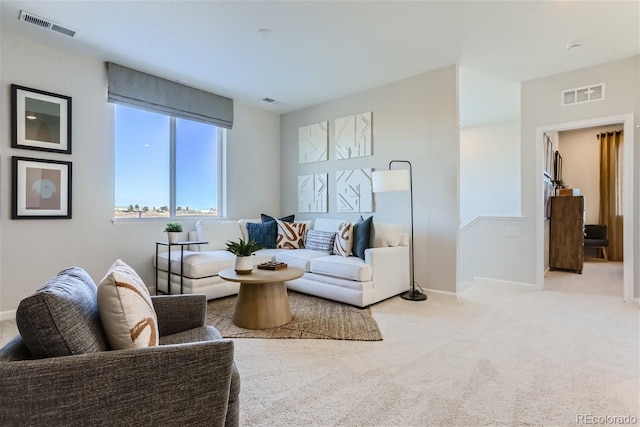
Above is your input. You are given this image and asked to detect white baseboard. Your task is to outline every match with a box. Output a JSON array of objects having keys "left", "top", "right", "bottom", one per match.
[
  {"left": 424, "top": 288, "right": 457, "bottom": 296},
  {"left": 473, "top": 276, "right": 539, "bottom": 290},
  {"left": 1, "top": 310, "right": 16, "bottom": 321}
]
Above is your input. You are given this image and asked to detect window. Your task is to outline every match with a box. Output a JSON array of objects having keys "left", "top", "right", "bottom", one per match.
[{"left": 114, "top": 104, "right": 222, "bottom": 218}]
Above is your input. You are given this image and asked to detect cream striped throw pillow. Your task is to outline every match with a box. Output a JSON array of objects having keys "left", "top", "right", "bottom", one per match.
[{"left": 305, "top": 229, "right": 336, "bottom": 253}]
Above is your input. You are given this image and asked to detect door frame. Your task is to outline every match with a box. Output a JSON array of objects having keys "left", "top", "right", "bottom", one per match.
[{"left": 535, "top": 113, "right": 634, "bottom": 301}]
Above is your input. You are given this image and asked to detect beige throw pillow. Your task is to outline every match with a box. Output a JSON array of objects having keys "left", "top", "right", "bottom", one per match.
[
  {"left": 333, "top": 221, "right": 353, "bottom": 257},
  {"left": 276, "top": 220, "right": 307, "bottom": 249},
  {"left": 97, "top": 259, "right": 159, "bottom": 350}
]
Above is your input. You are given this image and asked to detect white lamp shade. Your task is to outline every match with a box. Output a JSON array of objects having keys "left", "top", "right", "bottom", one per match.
[{"left": 372, "top": 169, "right": 410, "bottom": 192}]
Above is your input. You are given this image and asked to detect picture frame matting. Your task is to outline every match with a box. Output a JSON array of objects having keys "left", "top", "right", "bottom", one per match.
[
  {"left": 12, "top": 156, "right": 72, "bottom": 219},
  {"left": 11, "top": 84, "right": 72, "bottom": 154}
]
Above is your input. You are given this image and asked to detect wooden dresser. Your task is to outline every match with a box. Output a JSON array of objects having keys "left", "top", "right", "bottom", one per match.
[{"left": 549, "top": 196, "right": 584, "bottom": 273}]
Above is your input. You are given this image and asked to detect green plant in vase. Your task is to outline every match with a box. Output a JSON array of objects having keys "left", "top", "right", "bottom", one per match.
[
  {"left": 552, "top": 179, "right": 567, "bottom": 196},
  {"left": 552, "top": 179, "right": 567, "bottom": 190},
  {"left": 226, "top": 239, "right": 263, "bottom": 274},
  {"left": 164, "top": 222, "right": 183, "bottom": 243}
]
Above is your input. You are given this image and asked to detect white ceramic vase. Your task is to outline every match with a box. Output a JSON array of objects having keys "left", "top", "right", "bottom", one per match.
[
  {"left": 167, "top": 232, "right": 180, "bottom": 244},
  {"left": 234, "top": 255, "right": 253, "bottom": 274}
]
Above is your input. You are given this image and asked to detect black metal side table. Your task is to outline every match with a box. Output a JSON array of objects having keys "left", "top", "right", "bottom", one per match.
[{"left": 155, "top": 241, "right": 208, "bottom": 295}]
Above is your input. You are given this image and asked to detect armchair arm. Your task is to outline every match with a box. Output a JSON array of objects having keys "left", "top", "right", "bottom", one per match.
[
  {"left": 0, "top": 339, "right": 235, "bottom": 427},
  {"left": 151, "top": 293, "right": 207, "bottom": 336}
]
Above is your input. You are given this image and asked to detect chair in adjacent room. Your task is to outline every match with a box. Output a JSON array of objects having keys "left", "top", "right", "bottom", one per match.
[{"left": 584, "top": 224, "right": 609, "bottom": 262}]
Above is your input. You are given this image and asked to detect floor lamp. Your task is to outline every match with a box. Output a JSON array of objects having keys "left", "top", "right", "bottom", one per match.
[{"left": 372, "top": 160, "right": 427, "bottom": 301}]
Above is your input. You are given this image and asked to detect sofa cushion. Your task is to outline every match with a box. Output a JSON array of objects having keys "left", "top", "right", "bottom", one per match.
[
  {"left": 261, "top": 213, "right": 295, "bottom": 223},
  {"left": 305, "top": 229, "right": 336, "bottom": 254},
  {"left": 310, "top": 255, "right": 373, "bottom": 282},
  {"left": 276, "top": 220, "right": 307, "bottom": 249},
  {"left": 247, "top": 220, "right": 277, "bottom": 249},
  {"left": 313, "top": 218, "right": 345, "bottom": 233},
  {"left": 352, "top": 215, "right": 373, "bottom": 260},
  {"left": 156, "top": 250, "right": 235, "bottom": 278},
  {"left": 372, "top": 222, "right": 404, "bottom": 247},
  {"left": 333, "top": 221, "right": 353, "bottom": 257},
  {"left": 16, "top": 267, "right": 109, "bottom": 359},
  {"left": 275, "top": 249, "right": 328, "bottom": 272},
  {"left": 97, "top": 259, "right": 159, "bottom": 350},
  {"left": 196, "top": 220, "right": 243, "bottom": 251}
]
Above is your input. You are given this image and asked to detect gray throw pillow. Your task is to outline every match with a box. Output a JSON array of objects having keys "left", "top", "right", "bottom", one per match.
[{"left": 16, "top": 267, "right": 109, "bottom": 359}]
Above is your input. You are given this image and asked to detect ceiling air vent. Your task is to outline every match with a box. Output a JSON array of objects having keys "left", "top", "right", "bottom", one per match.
[
  {"left": 19, "top": 10, "right": 78, "bottom": 38},
  {"left": 561, "top": 83, "right": 605, "bottom": 106}
]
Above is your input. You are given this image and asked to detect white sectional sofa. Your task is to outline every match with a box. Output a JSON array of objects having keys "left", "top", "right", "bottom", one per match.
[{"left": 154, "top": 218, "right": 409, "bottom": 307}]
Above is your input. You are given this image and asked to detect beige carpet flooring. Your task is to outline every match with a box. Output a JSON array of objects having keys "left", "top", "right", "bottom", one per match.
[
  {"left": 234, "top": 261, "right": 639, "bottom": 426},
  {"left": 206, "top": 291, "right": 382, "bottom": 341}
]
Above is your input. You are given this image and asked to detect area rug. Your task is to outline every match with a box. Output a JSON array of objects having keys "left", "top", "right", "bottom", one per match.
[{"left": 206, "top": 291, "right": 382, "bottom": 341}]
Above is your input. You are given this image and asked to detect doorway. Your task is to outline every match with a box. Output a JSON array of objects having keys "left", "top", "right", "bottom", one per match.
[{"left": 536, "top": 114, "right": 634, "bottom": 302}]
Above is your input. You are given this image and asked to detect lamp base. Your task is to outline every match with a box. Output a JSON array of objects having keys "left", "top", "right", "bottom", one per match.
[{"left": 400, "top": 290, "right": 427, "bottom": 301}]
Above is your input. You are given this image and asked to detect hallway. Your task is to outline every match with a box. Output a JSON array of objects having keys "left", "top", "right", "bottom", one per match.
[{"left": 545, "top": 260, "right": 624, "bottom": 298}]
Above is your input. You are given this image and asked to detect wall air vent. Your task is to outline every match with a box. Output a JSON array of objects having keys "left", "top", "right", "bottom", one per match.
[
  {"left": 561, "top": 83, "right": 605, "bottom": 106},
  {"left": 19, "top": 10, "right": 78, "bottom": 38}
]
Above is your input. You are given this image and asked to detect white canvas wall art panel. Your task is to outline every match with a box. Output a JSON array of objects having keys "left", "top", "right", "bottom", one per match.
[
  {"left": 336, "top": 168, "right": 373, "bottom": 213},
  {"left": 335, "top": 112, "right": 372, "bottom": 160},
  {"left": 299, "top": 121, "right": 328, "bottom": 164},
  {"left": 298, "top": 174, "right": 328, "bottom": 213}
]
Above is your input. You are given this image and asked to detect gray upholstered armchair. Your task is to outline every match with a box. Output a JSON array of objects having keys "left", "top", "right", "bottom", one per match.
[{"left": 0, "top": 267, "right": 239, "bottom": 427}]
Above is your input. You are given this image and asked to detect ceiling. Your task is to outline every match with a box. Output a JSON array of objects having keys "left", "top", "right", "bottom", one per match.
[{"left": 1, "top": 1, "right": 638, "bottom": 127}]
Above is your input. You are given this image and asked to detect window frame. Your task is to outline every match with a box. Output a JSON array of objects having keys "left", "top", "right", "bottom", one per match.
[{"left": 114, "top": 105, "right": 225, "bottom": 221}]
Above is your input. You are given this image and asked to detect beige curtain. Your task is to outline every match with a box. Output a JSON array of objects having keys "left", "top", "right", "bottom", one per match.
[{"left": 598, "top": 130, "right": 624, "bottom": 261}]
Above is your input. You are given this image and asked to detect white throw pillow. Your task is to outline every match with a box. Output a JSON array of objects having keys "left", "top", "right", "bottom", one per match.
[
  {"left": 97, "top": 259, "right": 159, "bottom": 350},
  {"left": 371, "top": 223, "right": 404, "bottom": 247}
]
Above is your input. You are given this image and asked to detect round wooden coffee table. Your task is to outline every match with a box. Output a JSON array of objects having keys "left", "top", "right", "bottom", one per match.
[{"left": 218, "top": 267, "right": 304, "bottom": 330}]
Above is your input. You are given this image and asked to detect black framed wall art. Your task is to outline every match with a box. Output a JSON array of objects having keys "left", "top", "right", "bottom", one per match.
[
  {"left": 12, "top": 156, "right": 72, "bottom": 219},
  {"left": 11, "top": 84, "right": 72, "bottom": 154},
  {"left": 554, "top": 151, "right": 563, "bottom": 182}
]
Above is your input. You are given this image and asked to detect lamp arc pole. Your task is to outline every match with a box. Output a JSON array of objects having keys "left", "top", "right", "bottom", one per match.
[{"left": 388, "top": 160, "right": 426, "bottom": 301}]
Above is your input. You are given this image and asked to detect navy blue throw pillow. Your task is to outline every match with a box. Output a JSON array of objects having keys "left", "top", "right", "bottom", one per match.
[
  {"left": 261, "top": 213, "right": 295, "bottom": 223},
  {"left": 351, "top": 216, "right": 373, "bottom": 260},
  {"left": 247, "top": 221, "right": 277, "bottom": 249}
]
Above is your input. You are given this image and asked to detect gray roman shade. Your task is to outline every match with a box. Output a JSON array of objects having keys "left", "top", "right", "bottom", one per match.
[{"left": 106, "top": 62, "right": 233, "bottom": 129}]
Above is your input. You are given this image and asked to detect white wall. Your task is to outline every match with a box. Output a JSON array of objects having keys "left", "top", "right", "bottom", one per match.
[
  {"left": 460, "top": 120, "right": 521, "bottom": 225},
  {"left": 522, "top": 56, "right": 639, "bottom": 296},
  {"left": 458, "top": 120, "right": 525, "bottom": 286},
  {"left": 280, "top": 66, "right": 460, "bottom": 294},
  {"left": 0, "top": 32, "right": 281, "bottom": 317},
  {"left": 558, "top": 124, "right": 623, "bottom": 225},
  {"left": 459, "top": 217, "right": 527, "bottom": 286}
]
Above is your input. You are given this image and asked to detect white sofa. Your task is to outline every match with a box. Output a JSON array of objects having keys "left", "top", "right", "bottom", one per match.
[{"left": 153, "top": 218, "right": 409, "bottom": 307}]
